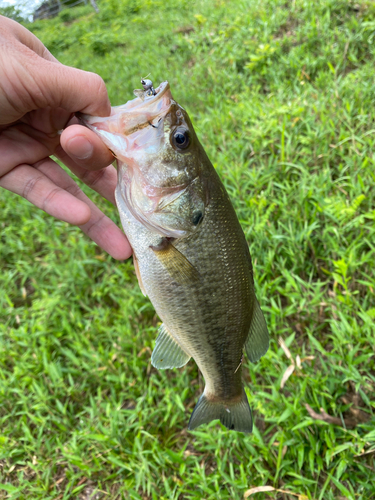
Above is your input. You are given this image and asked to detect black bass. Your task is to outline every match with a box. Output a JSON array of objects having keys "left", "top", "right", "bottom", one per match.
[{"left": 81, "top": 81, "right": 269, "bottom": 433}]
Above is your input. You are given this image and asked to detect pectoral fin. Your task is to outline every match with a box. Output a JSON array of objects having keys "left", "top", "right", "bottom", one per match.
[
  {"left": 151, "top": 323, "right": 191, "bottom": 369},
  {"left": 150, "top": 239, "right": 200, "bottom": 285},
  {"left": 245, "top": 298, "right": 269, "bottom": 363}
]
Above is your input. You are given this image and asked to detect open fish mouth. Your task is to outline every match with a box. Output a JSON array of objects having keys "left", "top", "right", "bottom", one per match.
[
  {"left": 76, "top": 81, "right": 172, "bottom": 136},
  {"left": 75, "top": 81, "right": 174, "bottom": 165}
]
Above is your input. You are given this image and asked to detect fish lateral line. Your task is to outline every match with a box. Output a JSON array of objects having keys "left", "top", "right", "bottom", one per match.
[{"left": 234, "top": 353, "right": 244, "bottom": 374}]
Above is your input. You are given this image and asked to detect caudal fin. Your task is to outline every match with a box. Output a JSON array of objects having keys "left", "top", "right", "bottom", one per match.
[{"left": 188, "top": 389, "right": 253, "bottom": 433}]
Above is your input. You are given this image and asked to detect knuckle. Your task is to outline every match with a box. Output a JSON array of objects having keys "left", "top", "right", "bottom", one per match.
[
  {"left": 64, "top": 182, "right": 82, "bottom": 198},
  {"left": 83, "top": 213, "right": 105, "bottom": 234},
  {"left": 41, "top": 187, "right": 61, "bottom": 211},
  {"left": 80, "top": 168, "right": 107, "bottom": 189},
  {"left": 22, "top": 174, "right": 44, "bottom": 200},
  {"left": 89, "top": 72, "right": 107, "bottom": 98}
]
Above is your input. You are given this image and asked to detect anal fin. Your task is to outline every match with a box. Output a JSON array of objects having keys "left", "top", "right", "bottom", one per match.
[
  {"left": 151, "top": 323, "right": 191, "bottom": 369},
  {"left": 150, "top": 239, "right": 200, "bottom": 285},
  {"left": 245, "top": 298, "right": 269, "bottom": 363}
]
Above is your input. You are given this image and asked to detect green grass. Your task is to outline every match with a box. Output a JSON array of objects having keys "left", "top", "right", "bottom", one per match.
[{"left": 1, "top": 0, "right": 375, "bottom": 498}]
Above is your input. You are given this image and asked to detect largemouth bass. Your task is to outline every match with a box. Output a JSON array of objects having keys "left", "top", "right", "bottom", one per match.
[{"left": 81, "top": 81, "right": 269, "bottom": 433}]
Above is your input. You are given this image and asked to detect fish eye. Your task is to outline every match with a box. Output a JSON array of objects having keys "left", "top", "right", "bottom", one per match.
[{"left": 172, "top": 127, "right": 190, "bottom": 150}]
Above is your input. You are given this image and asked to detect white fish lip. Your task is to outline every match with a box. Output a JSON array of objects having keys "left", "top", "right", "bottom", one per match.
[
  {"left": 76, "top": 81, "right": 171, "bottom": 129},
  {"left": 75, "top": 81, "right": 173, "bottom": 157}
]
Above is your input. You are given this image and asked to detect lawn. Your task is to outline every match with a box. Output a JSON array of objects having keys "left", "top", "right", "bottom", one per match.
[{"left": 1, "top": 0, "right": 375, "bottom": 498}]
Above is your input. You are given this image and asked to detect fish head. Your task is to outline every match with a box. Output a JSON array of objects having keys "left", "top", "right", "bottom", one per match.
[{"left": 79, "top": 81, "right": 207, "bottom": 238}]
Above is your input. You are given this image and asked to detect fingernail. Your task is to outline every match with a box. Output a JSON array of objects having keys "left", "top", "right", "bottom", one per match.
[{"left": 67, "top": 136, "right": 94, "bottom": 160}]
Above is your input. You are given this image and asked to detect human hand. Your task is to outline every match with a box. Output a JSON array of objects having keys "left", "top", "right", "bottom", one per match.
[{"left": 0, "top": 16, "right": 132, "bottom": 260}]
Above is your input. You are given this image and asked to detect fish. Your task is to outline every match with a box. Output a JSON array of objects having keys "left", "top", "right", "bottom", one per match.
[{"left": 80, "top": 81, "right": 269, "bottom": 433}]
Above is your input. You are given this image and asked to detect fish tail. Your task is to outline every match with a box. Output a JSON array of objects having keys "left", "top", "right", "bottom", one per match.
[{"left": 188, "top": 388, "right": 253, "bottom": 433}]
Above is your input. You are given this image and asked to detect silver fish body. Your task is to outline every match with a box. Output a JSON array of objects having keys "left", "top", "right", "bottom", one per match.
[{"left": 82, "top": 81, "right": 269, "bottom": 432}]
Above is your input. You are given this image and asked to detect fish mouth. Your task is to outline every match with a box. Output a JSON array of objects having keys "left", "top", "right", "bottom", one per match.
[
  {"left": 76, "top": 81, "right": 172, "bottom": 134},
  {"left": 75, "top": 81, "right": 173, "bottom": 158}
]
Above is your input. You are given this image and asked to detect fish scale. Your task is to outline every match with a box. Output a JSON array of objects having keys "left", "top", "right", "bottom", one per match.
[{"left": 81, "top": 80, "right": 269, "bottom": 432}]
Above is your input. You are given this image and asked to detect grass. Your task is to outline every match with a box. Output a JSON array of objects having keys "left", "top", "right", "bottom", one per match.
[{"left": 1, "top": 0, "right": 375, "bottom": 498}]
